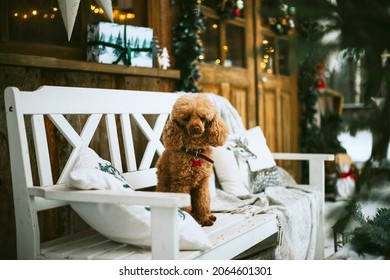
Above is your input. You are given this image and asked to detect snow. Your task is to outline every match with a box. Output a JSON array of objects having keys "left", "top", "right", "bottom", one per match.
[{"left": 338, "top": 130, "right": 390, "bottom": 163}]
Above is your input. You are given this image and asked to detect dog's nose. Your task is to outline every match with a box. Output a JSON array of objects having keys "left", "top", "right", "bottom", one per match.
[{"left": 192, "top": 126, "right": 201, "bottom": 134}]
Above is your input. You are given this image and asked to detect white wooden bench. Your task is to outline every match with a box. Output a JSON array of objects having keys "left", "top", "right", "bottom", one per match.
[{"left": 5, "top": 85, "right": 334, "bottom": 260}]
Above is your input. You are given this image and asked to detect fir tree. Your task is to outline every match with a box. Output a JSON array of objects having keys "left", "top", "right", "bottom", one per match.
[
  {"left": 350, "top": 206, "right": 390, "bottom": 258},
  {"left": 172, "top": 0, "right": 205, "bottom": 92}
]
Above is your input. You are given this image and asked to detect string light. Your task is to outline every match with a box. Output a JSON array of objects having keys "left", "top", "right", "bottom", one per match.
[
  {"left": 261, "top": 38, "right": 275, "bottom": 73},
  {"left": 12, "top": 5, "right": 59, "bottom": 21},
  {"left": 11, "top": 4, "right": 135, "bottom": 23},
  {"left": 100, "top": 6, "right": 135, "bottom": 22}
]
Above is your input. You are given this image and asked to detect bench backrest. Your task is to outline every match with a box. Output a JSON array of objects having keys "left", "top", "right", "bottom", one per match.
[{"left": 5, "top": 86, "right": 179, "bottom": 257}]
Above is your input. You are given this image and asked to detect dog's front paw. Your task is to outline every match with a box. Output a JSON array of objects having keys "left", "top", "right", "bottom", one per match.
[{"left": 200, "top": 214, "right": 217, "bottom": 227}]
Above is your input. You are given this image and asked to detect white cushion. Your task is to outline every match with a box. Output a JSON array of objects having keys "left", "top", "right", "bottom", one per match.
[
  {"left": 67, "top": 146, "right": 211, "bottom": 250},
  {"left": 215, "top": 126, "right": 282, "bottom": 195},
  {"left": 243, "top": 126, "right": 276, "bottom": 172},
  {"left": 212, "top": 146, "right": 249, "bottom": 196}
]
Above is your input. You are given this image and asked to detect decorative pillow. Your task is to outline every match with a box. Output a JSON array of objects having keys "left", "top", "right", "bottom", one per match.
[
  {"left": 212, "top": 146, "right": 250, "bottom": 196},
  {"left": 67, "top": 146, "right": 132, "bottom": 191},
  {"left": 242, "top": 126, "right": 276, "bottom": 172},
  {"left": 249, "top": 166, "right": 284, "bottom": 194},
  {"left": 228, "top": 126, "right": 283, "bottom": 194},
  {"left": 67, "top": 145, "right": 211, "bottom": 251},
  {"left": 277, "top": 166, "right": 298, "bottom": 186}
]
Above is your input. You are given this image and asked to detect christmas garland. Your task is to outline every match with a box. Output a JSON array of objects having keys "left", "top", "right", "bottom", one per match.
[
  {"left": 216, "top": 0, "right": 244, "bottom": 20},
  {"left": 172, "top": 0, "right": 205, "bottom": 92},
  {"left": 260, "top": 0, "right": 295, "bottom": 36}
]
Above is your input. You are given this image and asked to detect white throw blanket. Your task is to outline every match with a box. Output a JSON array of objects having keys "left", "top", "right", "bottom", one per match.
[{"left": 210, "top": 185, "right": 320, "bottom": 260}]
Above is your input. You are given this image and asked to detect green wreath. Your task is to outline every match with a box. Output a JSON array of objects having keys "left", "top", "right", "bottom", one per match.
[
  {"left": 172, "top": 0, "right": 205, "bottom": 92},
  {"left": 261, "top": 0, "right": 295, "bottom": 36}
]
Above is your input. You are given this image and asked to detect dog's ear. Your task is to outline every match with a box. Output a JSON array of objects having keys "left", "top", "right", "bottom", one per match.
[
  {"left": 207, "top": 114, "right": 228, "bottom": 147},
  {"left": 162, "top": 117, "right": 185, "bottom": 149}
]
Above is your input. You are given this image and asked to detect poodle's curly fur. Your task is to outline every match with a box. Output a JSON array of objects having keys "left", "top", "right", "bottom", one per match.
[{"left": 156, "top": 94, "right": 228, "bottom": 226}]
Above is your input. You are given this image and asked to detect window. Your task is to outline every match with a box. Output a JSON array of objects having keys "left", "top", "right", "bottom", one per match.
[
  {"left": 0, "top": 0, "right": 148, "bottom": 59},
  {"left": 259, "top": 0, "right": 294, "bottom": 76},
  {"left": 200, "top": 1, "right": 246, "bottom": 68},
  {"left": 260, "top": 35, "right": 291, "bottom": 76}
]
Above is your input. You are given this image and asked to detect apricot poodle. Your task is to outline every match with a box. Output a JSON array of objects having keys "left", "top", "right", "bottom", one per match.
[{"left": 156, "top": 94, "right": 228, "bottom": 226}]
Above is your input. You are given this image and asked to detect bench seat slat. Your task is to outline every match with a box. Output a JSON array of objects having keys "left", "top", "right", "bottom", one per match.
[
  {"left": 39, "top": 213, "right": 277, "bottom": 260},
  {"left": 41, "top": 228, "right": 100, "bottom": 253},
  {"left": 68, "top": 240, "right": 129, "bottom": 260},
  {"left": 43, "top": 235, "right": 109, "bottom": 259}
]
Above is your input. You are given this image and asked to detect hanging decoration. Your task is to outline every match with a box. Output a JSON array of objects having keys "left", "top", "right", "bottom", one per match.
[
  {"left": 58, "top": 0, "right": 113, "bottom": 41},
  {"left": 96, "top": 0, "right": 114, "bottom": 22},
  {"left": 216, "top": 0, "right": 245, "bottom": 20},
  {"left": 172, "top": 0, "right": 205, "bottom": 92},
  {"left": 57, "top": 0, "right": 80, "bottom": 41},
  {"left": 260, "top": 0, "right": 295, "bottom": 36}
]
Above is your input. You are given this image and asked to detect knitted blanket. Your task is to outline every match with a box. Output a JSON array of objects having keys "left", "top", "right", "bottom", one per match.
[{"left": 210, "top": 185, "right": 320, "bottom": 260}]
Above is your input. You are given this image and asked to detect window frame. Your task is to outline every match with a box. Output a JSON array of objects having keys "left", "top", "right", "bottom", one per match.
[
  {"left": 260, "top": 27, "right": 294, "bottom": 77},
  {"left": 200, "top": 5, "right": 247, "bottom": 68}
]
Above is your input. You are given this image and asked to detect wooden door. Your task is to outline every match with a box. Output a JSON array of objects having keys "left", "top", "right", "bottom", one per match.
[
  {"left": 198, "top": 1, "right": 257, "bottom": 129},
  {"left": 256, "top": 4, "right": 300, "bottom": 179}
]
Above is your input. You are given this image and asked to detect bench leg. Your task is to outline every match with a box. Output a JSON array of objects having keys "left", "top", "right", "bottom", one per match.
[
  {"left": 151, "top": 207, "right": 179, "bottom": 259},
  {"left": 309, "top": 159, "right": 325, "bottom": 260}
]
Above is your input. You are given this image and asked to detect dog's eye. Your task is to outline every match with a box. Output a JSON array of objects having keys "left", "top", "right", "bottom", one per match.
[
  {"left": 183, "top": 116, "right": 190, "bottom": 122},
  {"left": 199, "top": 116, "right": 206, "bottom": 122}
]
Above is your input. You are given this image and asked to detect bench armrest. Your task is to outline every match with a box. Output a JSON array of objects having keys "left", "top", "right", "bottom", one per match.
[
  {"left": 28, "top": 184, "right": 190, "bottom": 259},
  {"left": 272, "top": 152, "right": 334, "bottom": 161},
  {"left": 28, "top": 184, "right": 190, "bottom": 208}
]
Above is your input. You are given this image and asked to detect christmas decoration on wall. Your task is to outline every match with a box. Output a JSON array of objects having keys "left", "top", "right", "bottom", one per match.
[
  {"left": 57, "top": 0, "right": 80, "bottom": 41},
  {"left": 172, "top": 0, "right": 205, "bottom": 92},
  {"left": 86, "top": 22, "right": 153, "bottom": 67},
  {"left": 216, "top": 0, "right": 245, "bottom": 20},
  {"left": 315, "top": 63, "right": 326, "bottom": 92},
  {"left": 58, "top": 0, "right": 114, "bottom": 40},
  {"left": 158, "top": 47, "right": 171, "bottom": 70},
  {"left": 260, "top": 0, "right": 295, "bottom": 36}
]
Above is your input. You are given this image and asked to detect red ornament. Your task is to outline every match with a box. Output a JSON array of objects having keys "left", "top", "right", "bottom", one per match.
[
  {"left": 315, "top": 63, "right": 326, "bottom": 91},
  {"left": 234, "top": 8, "right": 240, "bottom": 16},
  {"left": 192, "top": 159, "right": 202, "bottom": 167}
]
